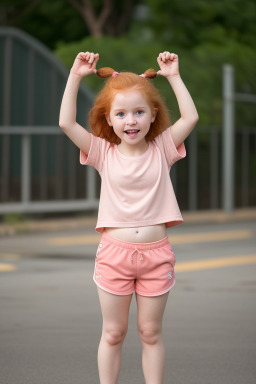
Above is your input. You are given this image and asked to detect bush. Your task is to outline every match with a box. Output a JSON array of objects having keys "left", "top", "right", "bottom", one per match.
[{"left": 55, "top": 36, "right": 256, "bottom": 128}]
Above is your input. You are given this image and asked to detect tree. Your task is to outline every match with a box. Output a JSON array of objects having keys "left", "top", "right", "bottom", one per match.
[
  {"left": 0, "top": 0, "right": 40, "bottom": 25},
  {"left": 144, "top": 0, "right": 256, "bottom": 49},
  {"left": 0, "top": 0, "right": 140, "bottom": 47},
  {"left": 0, "top": 0, "right": 89, "bottom": 49},
  {"left": 66, "top": 0, "right": 137, "bottom": 37}
]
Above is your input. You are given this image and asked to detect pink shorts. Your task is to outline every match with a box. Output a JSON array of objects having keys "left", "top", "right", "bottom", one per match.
[{"left": 93, "top": 231, "right": 176, "bottom": 297}]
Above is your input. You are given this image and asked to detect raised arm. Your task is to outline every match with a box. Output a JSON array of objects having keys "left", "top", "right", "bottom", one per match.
[
  {"left": 59, "top": 52, "right": 99, "bottom": 155},
  {"left": 157, "top": 51, "right": 199, "bottom": 148}
]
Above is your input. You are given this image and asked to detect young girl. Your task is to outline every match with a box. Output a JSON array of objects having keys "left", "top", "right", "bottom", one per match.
[{"left": 59, "top": 50, "right": 198, "bottom": 384}]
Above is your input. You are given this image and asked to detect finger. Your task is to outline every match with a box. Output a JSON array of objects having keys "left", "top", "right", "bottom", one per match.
[
  {"left": 88, "top": 52, "right": 94, "bottom": 65},
  {"left": 82, "top": 52, "right": 89, "bottom": 61},
  {"left": 171, "top": 53, "right": 178, "bottom": 61},
  {"left": 158, "top": 53, "right": 163, "bottom": 62},
  {"left": 77, "top": 52, "right": 85, "bottom": 60},
  {"left": 83, "top": 52, "right": 90, "bottom": 63},
  {"left": 163, "top": 51, "right": 169, "bottom": 61},
  {"left": 157, "top": 56, "right": 162, "bottom": 67},
  {"left": 165, "top": 52, "right": 171, "bottom": 61},
  {"left": 85, "top": 51, "right": 92, "bottom": 62},
  {"left": 91, "top": 53, "right": 99, "bottom": 69}
]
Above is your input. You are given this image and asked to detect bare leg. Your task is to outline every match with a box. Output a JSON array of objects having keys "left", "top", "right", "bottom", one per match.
[
  {"left": 136, "top": 291, "right": 169, "bottom": 384},
  {"left": 97, "top": 287, "right": 133, "bottom": 384}
]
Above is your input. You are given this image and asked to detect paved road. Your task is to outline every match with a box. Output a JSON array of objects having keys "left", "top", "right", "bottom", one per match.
[{"left": 0, "top": 220, "right": 256, "bottom": 384}]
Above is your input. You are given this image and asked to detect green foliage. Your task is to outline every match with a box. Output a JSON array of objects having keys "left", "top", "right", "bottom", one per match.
[
  {"left": 55, "top": 34, "right": 256, "bottom": 128},
  {"left": 3, "top": 0, "right": 256, "bottom": 53},
  {"left": 144, "top": 0, "right": 256, "bottom": 49},
  {"left": 55, "top": 36, "right": 179, "bottom": 121},
  {"left": 0, "top": 0, "right": 88, "bottom": 50},
  {"left": 55, "top": 36, "right": 163, "bottom": 90}
]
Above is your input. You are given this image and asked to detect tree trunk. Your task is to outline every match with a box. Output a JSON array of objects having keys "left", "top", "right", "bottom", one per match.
[
  {"left": 105, "top": 0, "right": 134, "bottom": 36},
  {"left": 67, "top": 0, "right": 135, "bottom": 37},
  {"left": 67, "top": 0, "right": 113, "bottom": 37}
]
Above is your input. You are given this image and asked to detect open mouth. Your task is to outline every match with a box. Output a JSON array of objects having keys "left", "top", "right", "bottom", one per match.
[{"left": 124, "top": 130, "right": 140, "bottom": 136}]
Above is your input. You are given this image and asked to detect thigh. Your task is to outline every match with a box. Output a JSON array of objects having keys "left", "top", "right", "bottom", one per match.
[
  {"left": 97, "top": 287, "right": 133, "bottom": 330},
  {"left": 136, "top": 291, "right": 169, "bottom": 329},
  {"left": 135, "top": 242, "right": 176, "bottom": 297},
  {"left": 94, "top": 237, "right": 136, "bottom": 296}
]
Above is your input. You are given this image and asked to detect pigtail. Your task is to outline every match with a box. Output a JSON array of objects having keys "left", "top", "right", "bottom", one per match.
[
  {"left": 96, "top": 67, "right": 117, "bottom": 78},
  {"left": 97, "top": 67, "right": 157, "bottom": 79},
  {"left": 142, "top": 68, "right": 158, "bottom": 79}
]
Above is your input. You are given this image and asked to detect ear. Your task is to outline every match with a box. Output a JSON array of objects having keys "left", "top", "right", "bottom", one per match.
[
  {"left": 151, "top": 108, "right": 158, "bottom": 123},
  {"left": 105, "top": 114, "right": 112, "bottom": 126}
]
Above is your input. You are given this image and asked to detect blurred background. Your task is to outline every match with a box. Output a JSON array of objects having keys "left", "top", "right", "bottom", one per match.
[
  {"left": 1, "top": 3, "right": 256, "bottom": 384},
  {"left": 0, "top": 0, "right": 255, "bottom": 223}
]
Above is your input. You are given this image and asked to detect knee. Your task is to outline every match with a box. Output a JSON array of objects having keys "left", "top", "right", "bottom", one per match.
[
  {"left": 138, "top": 323, "right": 162, "bottom": 345},
  {"left": 103, "top": 327, "right": 127, "bottom": 346}
]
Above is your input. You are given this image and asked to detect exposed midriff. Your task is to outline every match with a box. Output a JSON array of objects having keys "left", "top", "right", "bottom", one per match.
[{"left": 105, "top": 223, "right": 167, "bottom": 243}]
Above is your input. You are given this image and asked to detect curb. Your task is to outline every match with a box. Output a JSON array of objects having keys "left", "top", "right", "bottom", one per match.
[
  {"left": 0, "top": 215, "right": 97, "bottom": 236},
  {"left": 0, "top": 208, "right": 255, "bottom": 236},
  {"left": 182, "top": 208, "right": 256, "bottom": 224}
]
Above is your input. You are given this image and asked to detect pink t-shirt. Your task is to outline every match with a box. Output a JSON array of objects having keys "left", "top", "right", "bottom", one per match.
[{"left": 80, "top": 127, "right": 186, "bottom": 233}]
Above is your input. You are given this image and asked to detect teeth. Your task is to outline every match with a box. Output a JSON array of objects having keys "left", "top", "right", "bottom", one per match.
[{"left": 126, "top": 130, "right": 139, "bottom": 133}]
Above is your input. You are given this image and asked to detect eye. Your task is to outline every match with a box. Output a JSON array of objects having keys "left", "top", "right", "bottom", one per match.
[
  {"left": 116, "top": 112, "right": 124, "bottom": 118},
  {"left": 136, "top": 110, "right": 144, "bottom": 116}
]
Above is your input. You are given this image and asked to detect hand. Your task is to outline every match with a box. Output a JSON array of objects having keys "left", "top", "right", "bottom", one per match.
[
  {"left": 70, "top": 51, "right": 99, "bottom": 78},
  {"left": 157, "top": 51, "right": 179, "bottom": 78}
]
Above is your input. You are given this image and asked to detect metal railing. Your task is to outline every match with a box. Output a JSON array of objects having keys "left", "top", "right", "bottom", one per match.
[
  {"left": 222, "top": 65, "right": 256, "bottom": 212},
  {"left": 1, "top": 123, "right": 255, "bottom": 215},
  {"left": 0, "top": 126, "right": 99, "bottom": 214},
  {"left": 0, "top": 27, "right": 96, "bottom": 215}
]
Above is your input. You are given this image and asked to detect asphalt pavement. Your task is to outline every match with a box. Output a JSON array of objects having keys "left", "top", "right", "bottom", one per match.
[{"left": 0, "top": 211, "right": 256, "bottom": 384}]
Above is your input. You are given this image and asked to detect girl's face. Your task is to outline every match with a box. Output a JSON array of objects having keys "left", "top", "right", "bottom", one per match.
[{"left": 106, "top": 88, "right": 157, "bottom": 147}]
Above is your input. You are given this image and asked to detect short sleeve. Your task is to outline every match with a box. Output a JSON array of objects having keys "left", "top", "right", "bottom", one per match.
[
  {"left": 79, "top": 133, "right": 111, "bottom": 174},
  {"left": 154, "top": 127, "right": 186, "bottom": 168}
]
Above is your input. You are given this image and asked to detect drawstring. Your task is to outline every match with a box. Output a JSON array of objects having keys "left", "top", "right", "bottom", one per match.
[{"left": 130, "top": 248, "right": 144, "bottom": 261}]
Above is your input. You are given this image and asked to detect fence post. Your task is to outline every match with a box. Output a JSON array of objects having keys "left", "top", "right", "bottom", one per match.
[
  {"left": 222, "top": 64, "right": 235, "bottom": 212},
  {"left": 188, "top": 128, "right": 197, "bottom": 210},
  {"left": 21, "top": 134, "right": 31, "bottom": 206}
]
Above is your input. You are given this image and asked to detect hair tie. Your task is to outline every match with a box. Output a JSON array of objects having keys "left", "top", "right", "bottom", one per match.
[
  {"left": 112, "top": 71, "right": 119, "bottom": 77},
  {"left": 141, "top": 69, "right": 157, "bottom": 79}
]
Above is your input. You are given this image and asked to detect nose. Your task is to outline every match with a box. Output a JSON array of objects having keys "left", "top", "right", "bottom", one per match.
[{"left": 126, "top": 113, "right": 137, "bottom": 125}]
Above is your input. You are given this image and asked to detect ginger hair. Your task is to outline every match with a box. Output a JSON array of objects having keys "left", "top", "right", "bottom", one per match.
[{"left": 89, "top": 67, "right": 171, "bottom": 144}]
